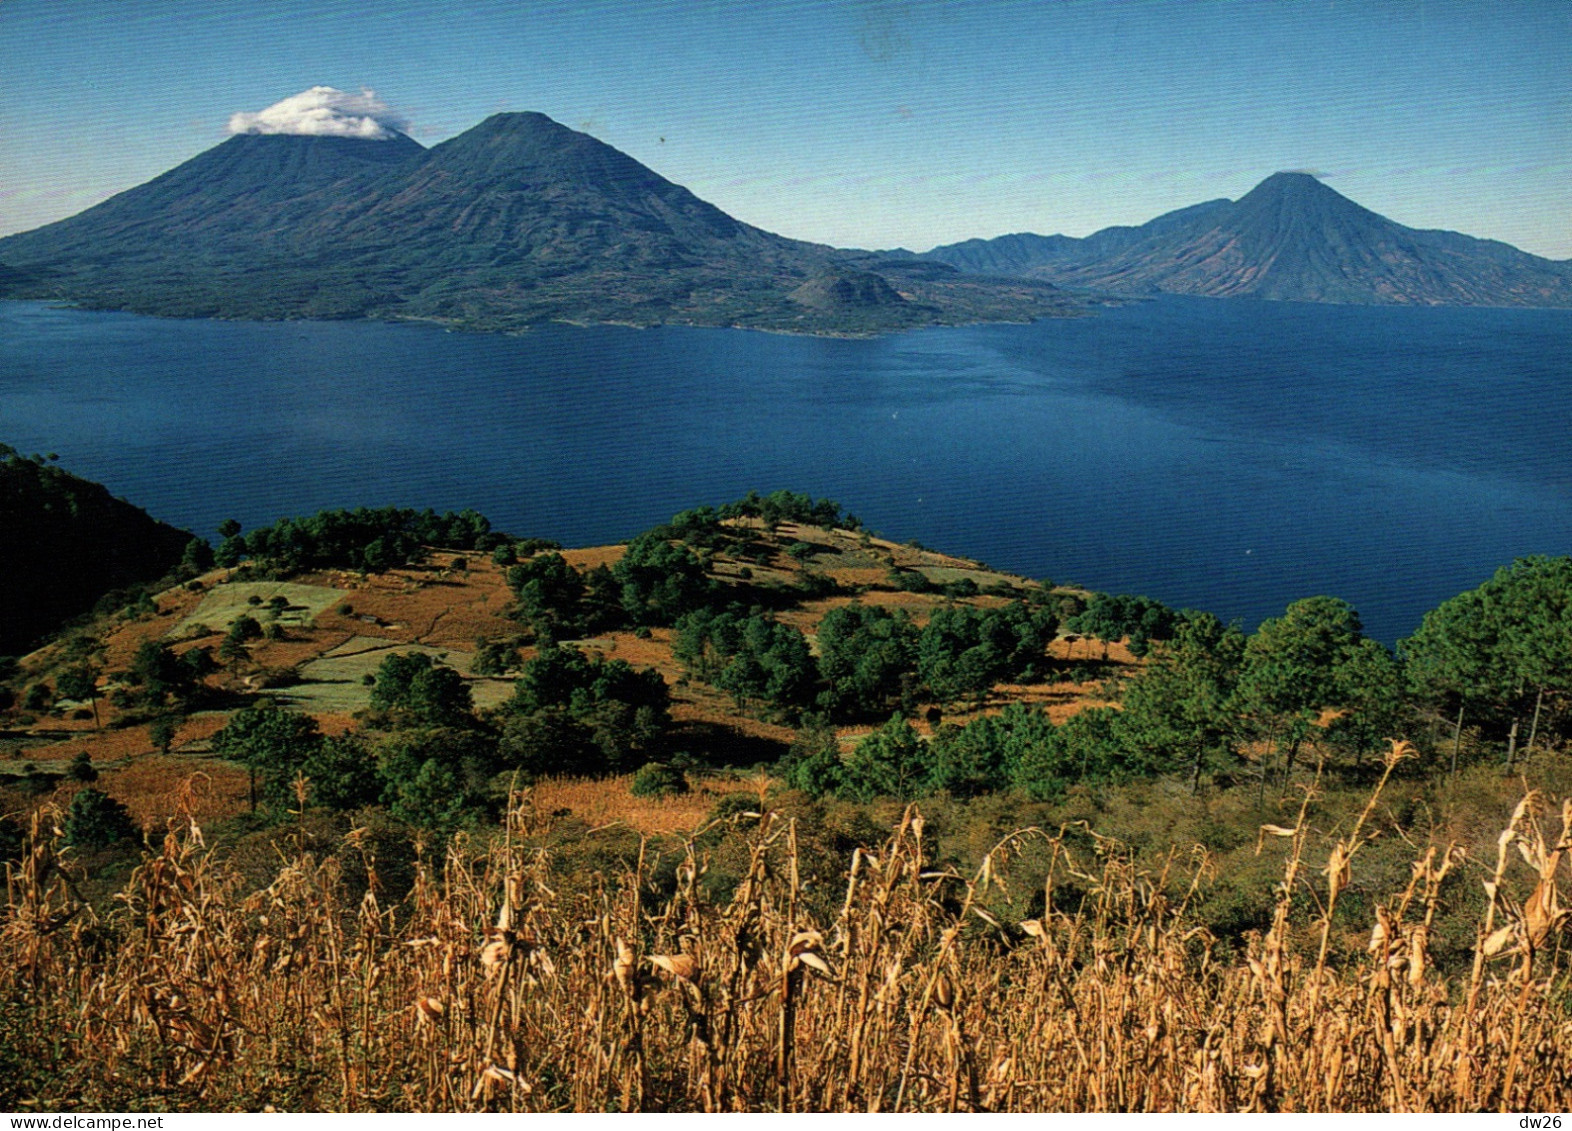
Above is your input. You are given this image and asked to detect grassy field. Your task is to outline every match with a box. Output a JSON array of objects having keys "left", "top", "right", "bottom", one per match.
[
  {"left": 286, "top": 636, "right": 515, "bottom": 714},
  {"left": 167, "top": 580, "right": 350, "bottom": 639}
]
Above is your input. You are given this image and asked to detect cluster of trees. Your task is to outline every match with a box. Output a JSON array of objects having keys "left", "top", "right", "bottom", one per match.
[
  {"left": 496, "top": 645, "right": 670, "bottom": 777},
  {"left": 507, "top": 552, "right": 614, "bottom": 640},
  {"left": 712, "top": 490, "right": 857, "bottom": 532},
  {"left": 120, "top": 639, "right": 215, "bottom": 711},
  {"left": 785, "top": 559, "right": 1571, "bottom": 806},
  {"left": 674, "top": 607, "right": 817, "bottom": 711},
  {"left": 215, "top": 506, "right": 509, "bottom": 574},
  {"left": 28, "top": 636, "right": 215, "bottom": 746},
  {"left": 782, "top": 706, "right": 1111, "bottom": 803},
  {"left": 1066, "top": 593, "right": 1179, "bottom": 657},
  {"left": 611, "top": 533, "right": 716, "bottom": 625},
  {"left": 212, "top": 641, "right": 673, "bottom": 829},
  {"left": 505, "top": 534, "right": 718, "bottom": 640},
  {"left": 501, "top": 494, "right": 1057, "bottom": 724},
  {"left": 644, "top": 491, "right": 857, "bottom": 549},
  {"left": 214, "top": 703, "right": 384, "bottom": 814},
  {"left": 676, "top": 598, "right": 1057, "bottom": 721},
  {"left": 504, "top": 493, "right": 854, "bottom": 645},
  {"left": 1402, "top": 556, "right": 1572, "bottom": 770},
  {"left": 813, "top": 603, "right": 924, "bottom": 716}
]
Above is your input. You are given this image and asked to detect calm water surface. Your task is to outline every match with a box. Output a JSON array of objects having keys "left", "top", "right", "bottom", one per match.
[{"left": 2, "top": 297, "right": 1567, "bottom": 643}]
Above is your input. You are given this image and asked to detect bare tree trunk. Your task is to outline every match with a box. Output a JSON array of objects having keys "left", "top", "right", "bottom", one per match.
[
  {"left": 1281, "top": 733, "right": 1302, "bottom": 794},
  {"left": 1504, "top": 718, "right": 1519, "bottom": 772},
  {"left": 1257, "top": 722, "right": 1278, "bottom": 811},
  {"left": 1450, "top": 704, "right": 1465, "bottom": 777},
  {"left": 1525, "top": 687, "right": 1545, "bottom": 756}
]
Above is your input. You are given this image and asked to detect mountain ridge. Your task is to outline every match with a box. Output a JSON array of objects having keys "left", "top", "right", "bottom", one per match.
[
  {"left": 918, "top": 173, "right": 1572, "bottom": 308},
  {"left": 0, "top": 113, "right": 1074, "bottom": 332}
]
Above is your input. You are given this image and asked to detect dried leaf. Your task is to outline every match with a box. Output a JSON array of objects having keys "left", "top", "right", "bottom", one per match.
[
  {"left": 613, "top": 938, "right": 636, "bottom": 993},
  {"left": 1368, "top": 919, "right": 1388, "bottom": 955},
  {"left": 650, "top": 953, "right": 699, "bottom": 982},
  {"left": 1482, "top": 925, "right": 1516, "bottom": 956},
  {"left": 800, "top": 950, "right": 834, "bottom": 976}
]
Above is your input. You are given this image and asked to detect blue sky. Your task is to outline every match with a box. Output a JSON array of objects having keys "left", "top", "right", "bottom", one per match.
[{"left": 2, "top": 0, "right": 1568, "bottom": 257}]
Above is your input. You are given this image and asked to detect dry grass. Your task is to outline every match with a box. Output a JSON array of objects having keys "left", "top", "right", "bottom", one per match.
[
  {"left": 4, "top": 741, "right": 1570, "bottom": 1113},
  {"left": 526, "top": 772, "right": 767, "bottom": 836}
]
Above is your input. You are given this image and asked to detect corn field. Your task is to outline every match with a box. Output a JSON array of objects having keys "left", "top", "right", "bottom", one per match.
[{"left": 4, "top": 743, "right": 1571, "bottom": 1112}]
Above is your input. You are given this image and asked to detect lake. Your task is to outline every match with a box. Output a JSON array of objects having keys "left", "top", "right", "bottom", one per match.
[{"left": 2, "top": 296, "right": 1568, "bottom": 644}]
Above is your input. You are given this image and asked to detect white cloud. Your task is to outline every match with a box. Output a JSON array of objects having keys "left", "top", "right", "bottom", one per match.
[{"left": 228, "top": 86, "right": 410, "bottom": 140}]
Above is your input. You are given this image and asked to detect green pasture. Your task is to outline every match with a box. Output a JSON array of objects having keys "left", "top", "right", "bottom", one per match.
[
  {"left": 276, "top": 636, "right": 514, "bottom": 714},
  {"left": 168, "top": 581, "right": 350, "bottom": 639}
]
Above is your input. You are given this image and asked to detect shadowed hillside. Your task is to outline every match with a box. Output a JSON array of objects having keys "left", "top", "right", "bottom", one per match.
[{"left": 0, "top": 446, "right": 197, "bottom": 655}]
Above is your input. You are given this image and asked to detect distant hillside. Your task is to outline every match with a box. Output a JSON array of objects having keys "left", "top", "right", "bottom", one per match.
[
  {"left": 921, "top": 173, "right": 1572, "bottom": 307},
  {"left": 0, "top": 447, "right": 196, "bottom": 654},
  {"left": 921, "top": 199, "right": 1232, "bottom": 277},
  {"left": 0, "top": 113, "right": 1077, "bottom": 333}
]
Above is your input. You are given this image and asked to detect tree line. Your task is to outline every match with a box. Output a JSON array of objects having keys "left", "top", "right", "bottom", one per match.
[
  {"left": 215, "top": 506, "right": 510, "bottom": 575},
  {"left": 786, "top": 558, "right": 1570, "bottom": 805}
]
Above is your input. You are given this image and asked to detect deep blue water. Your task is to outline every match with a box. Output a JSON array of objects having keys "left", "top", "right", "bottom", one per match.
[{"left": 2, "top": 297, "right": 1568, "bottom": 643}]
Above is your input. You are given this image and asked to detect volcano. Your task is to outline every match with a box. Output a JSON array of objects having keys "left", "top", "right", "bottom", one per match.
[
  {"left": 922, "top": 173, "right": 1572, "bottom": 308},
  {"left": 0, "top": 113, "right": 1071, "bottom": 331}
]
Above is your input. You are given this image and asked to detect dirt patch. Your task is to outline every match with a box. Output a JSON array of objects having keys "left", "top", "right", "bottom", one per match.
[
  {"left": 574, "top": 629, "right": 680, "bottom": 681},
  {"left": 561, "top": 545, "right": 625, "bottom": 571},
  {"left": 308, "top": 556, "right": 518, "bottom": 650},
  {"left": 21, "top": 713, "right": 234, "bottom": 765}
]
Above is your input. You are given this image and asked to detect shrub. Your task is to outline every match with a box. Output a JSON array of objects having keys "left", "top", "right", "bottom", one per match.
[
  {"left": 64, "top": 788, "right": 139, "bottom": 850},
  {"left": 630, "top": 762, "right": 689, "bottom": 798},
  {"left": 227, "top": 615, "right": 263, "bottom": 642},
  {"left": 148, "top": 715, "right": 179, "bottom": 754},
  {"left": 368, "top": 652, "right": 474, "bottom": 727}
]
